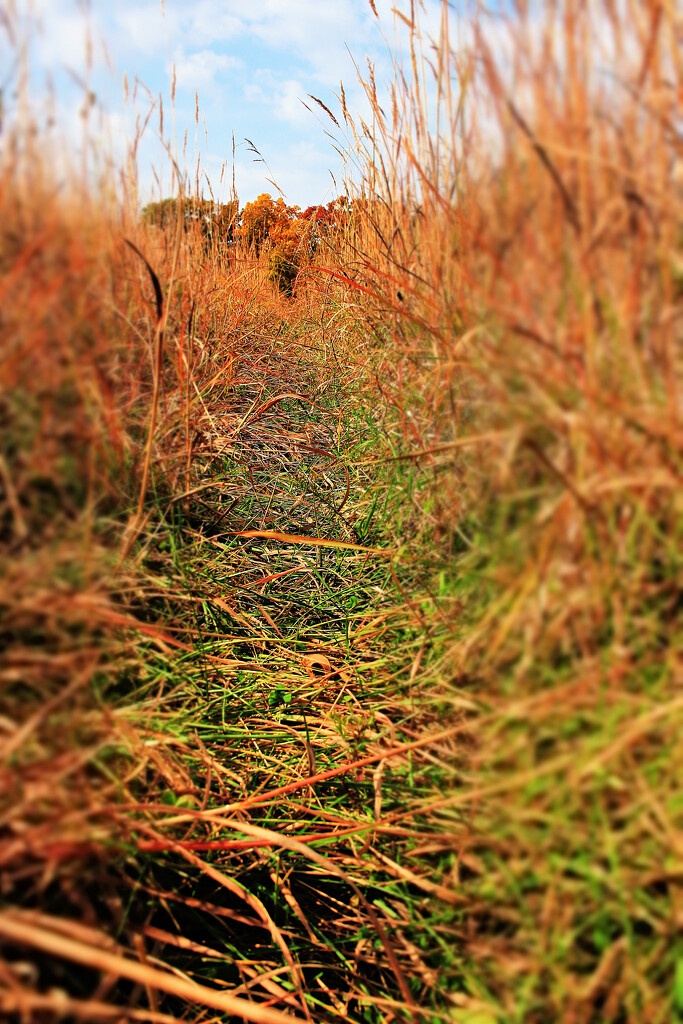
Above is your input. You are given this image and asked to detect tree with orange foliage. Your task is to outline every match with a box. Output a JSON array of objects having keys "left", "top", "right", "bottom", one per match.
[
  {"left": 238, "top": 194, "right": 299, "bottom": 254},
  {"left": 236, "top": 193, "right": 350, "bottom": 294},
  {"left": 238, "top": 193, "right": 309, "bottom": 294},
  {"left": 301, "top": 197, "right": 348, "bottom": 253}
]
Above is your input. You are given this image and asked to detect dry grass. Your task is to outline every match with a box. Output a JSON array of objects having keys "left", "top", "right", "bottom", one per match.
[
  {"left": 328, "top": 1, "right": 683, "bottom": 1020},
  {"left": 1, "top": 1, "right": 682, "bottom": 1022}
]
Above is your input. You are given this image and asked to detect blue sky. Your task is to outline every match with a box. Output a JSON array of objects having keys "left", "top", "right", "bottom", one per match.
[
  {"left": 4, "top": 4, "right": 639, "bottom": 211},
  {"left": 3, "top": 0, "right": 465, "bottom": 209}
]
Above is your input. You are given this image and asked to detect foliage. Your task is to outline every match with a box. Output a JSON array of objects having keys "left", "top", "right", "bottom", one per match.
[
  {"left": 195, "top": 198, "right": 239, "bottom": 252},
  {"left": 142, "top": 196, "right": 239, "bottom": 253},
  {"left": 237, "top": 193, "right": 299, "bottom": 254},
  {"left": 141, "top": 195, "right": 182, "bottom": 229},
  {"left": 237, "top": 193, "right": 310, "bottom": 294},
  {"left": 301, "top": 197, "right": 349, "bottom": 252}
]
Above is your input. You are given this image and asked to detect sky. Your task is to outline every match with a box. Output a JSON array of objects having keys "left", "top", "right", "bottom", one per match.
[
  {"left": 2, "top": 2, "right": 652, "bottom": 211},
  {"left": 1, "top": 0, "right": 468, "bottom": 209}
]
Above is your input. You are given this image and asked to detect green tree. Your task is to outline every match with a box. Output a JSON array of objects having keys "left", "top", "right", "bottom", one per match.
[
  {"left": 142, "top": 197, "right": 181, "bottom": 229},
  {"left": 142, "top": 198, "right": 239, "bottom": 255}
]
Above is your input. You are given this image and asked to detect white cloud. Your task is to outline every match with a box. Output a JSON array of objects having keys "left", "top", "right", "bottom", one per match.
[
  {"left": 274, "top": 79, "right": 309, "bottom": 126},
  {"left": 243, "top": 72, "right": 366, "bottom": 142},
  {"left": 253, "top": 0, "right": 361, "bottom": 67},
  {"left": 113, "top": 4, "right": 170, "bottom": 57},
  {"left": 244, "top": 71, "right": 312, "bottom": 129},
  {"left": 173, "top": 49, "right": 242, "bottom": 94},
  {"left": 166, "top": 2, "right": 243, "bottom": 48}
]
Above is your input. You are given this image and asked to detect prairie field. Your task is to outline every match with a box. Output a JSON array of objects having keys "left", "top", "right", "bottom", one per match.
[{"left": 1, "top": 2, "right": 682, "bottom": 1023}]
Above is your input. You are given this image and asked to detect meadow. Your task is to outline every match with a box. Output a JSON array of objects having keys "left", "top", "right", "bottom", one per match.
[{"left": 1, "top": 2, "right": 681, "bottom": 1022}]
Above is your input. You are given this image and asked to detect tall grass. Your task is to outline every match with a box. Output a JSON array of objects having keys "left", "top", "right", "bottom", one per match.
[
  {"left": 330, "top": 1, "right": 683, "bottom": 1019},
  {"left": 1, "top": 1, "right": 681, "bottom": 1022}
]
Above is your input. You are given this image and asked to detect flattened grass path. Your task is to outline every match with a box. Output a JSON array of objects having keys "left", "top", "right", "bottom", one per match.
[{"left": 117, "top": 321, "right": 463, "bottom": 1022}]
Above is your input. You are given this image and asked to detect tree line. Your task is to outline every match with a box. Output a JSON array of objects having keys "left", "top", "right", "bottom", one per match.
[{"left": 142, "top": 193, "right": 350, "bottom": 295}]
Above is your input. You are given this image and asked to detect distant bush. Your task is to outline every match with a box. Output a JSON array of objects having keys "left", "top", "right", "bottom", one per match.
[{"left": 142, "top": 197, "right": 239, "bottom": 255}]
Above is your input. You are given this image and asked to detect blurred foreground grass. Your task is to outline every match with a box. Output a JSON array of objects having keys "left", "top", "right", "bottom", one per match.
[{"left": 1, "top": 2, "right": 682, "bottom": 1022}]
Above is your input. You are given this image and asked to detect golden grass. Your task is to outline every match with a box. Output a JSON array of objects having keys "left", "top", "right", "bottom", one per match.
[
  {"left": 1, "top": 1, "right": 681, "bottom": 1021},
  {"left": 329, "top": 1, "right": 682, "bottom": 1018}
]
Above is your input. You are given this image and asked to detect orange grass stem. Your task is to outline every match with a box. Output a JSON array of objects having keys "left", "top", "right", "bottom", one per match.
[
  {"left": 227, "top": 528, "right": 395, "bottom": 555},
  {"left": 223, "top": 720, "right": 470, "bottom": 812},
  {"left": 137, "top": 822, "right": 376, "bottom": 852}
]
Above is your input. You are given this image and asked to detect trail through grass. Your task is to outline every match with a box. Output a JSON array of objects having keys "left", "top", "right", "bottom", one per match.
[
  {"left": 1, "top": 311, "right": 465, "bottom": 1022},
  {"left": 109, "top": 318, "right": 466, "bottom": 1022}
]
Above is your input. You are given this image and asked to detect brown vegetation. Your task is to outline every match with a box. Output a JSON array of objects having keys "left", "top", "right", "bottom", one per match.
[{"left": 1, "top": 2, "right": 681, "bottom": 1022}]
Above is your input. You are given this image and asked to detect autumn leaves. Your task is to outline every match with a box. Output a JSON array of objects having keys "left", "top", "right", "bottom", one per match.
[{"left": 239, "top": 193, "right": 348, "bottom": 294}]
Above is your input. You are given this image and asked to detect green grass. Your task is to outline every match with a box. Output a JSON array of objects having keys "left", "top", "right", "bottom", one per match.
[
  {"left": 111, "top": 327, "right": 467, "bottom": 1022},
  {"left": 1, "top": 309, "right": 465, "bottom": 1021}
]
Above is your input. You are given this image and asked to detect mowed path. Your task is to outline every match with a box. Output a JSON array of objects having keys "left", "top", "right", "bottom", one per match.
[{"left": 134, "top": 324, "right": 459, "bottom": 1019}]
